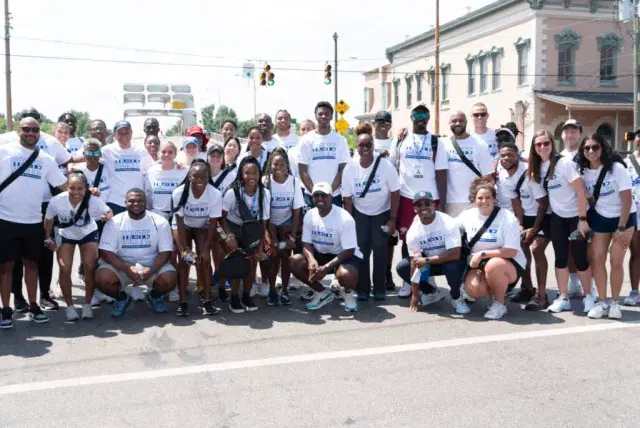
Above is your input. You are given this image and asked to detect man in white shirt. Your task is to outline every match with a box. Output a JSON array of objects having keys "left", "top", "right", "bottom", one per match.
[
  {"left": 0, "top": 117, "right": 67, "bottom": 328},
  {"left": 290, "top": 182, "right": 362, "bottom": 312},
  {"left": 258, "top": 114, "right": 282, "bottom": 153},
  {"left": 298, "top": 101, "right": 350, "bottom": 207},
  {"left": 444, "top": 111, "right": 494, "bottom": 218},
  {"left": 273, "top": 109, "right": 299, "bottom": 151},
  {"left": 95, "top": 188, "right": 177, "bottom": 317},
  {"left": 0, "top": 107, "right": 46, "bottom": 146},
  {"left": 470, "top": 102, "right": 498, "bottom": 164}
]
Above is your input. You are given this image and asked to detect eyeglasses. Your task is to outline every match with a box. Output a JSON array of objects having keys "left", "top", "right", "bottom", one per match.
[
  {"left": 20, "top": 126, "right": 40, "bottom": 133},
  {"left": 472, "top": 112, "right": 488, "bottom": 118},
  {"left": 415, "top": 200, "right": 433, "bottom": 208},
  {"left": 357, "top": 142, "right": 373, "bottom": 149},
  {"left": 583, "top": 144, "right": 601, "bottom": 153},
  {"left": 84, "top": 150, "right": 101, "bottom": 157},
  {"left": 534, "top": 140, "right": 551, "bottom": 148},
  {"left": 412, "top": 112, "right": 429, "bottom": 120}
]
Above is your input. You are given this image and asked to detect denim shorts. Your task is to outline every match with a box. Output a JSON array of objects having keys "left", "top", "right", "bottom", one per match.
[
  {"left": 61, "top": 229, "right": 99, "bottom": 246},
  {"left": 588, "top": 209, "right": 638, "bottom": 234}
]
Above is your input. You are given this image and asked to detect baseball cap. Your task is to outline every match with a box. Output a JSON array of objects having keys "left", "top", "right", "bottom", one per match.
[
  {"left": 113, "top": 120, "right": 131, "bottom": 132},
  {"left": 562, "top": 119, "right": 582, "bottom": 132},
  {"left": 413, "top": 191, "right": 434, "bottom": 204},
  {"left": 411, "top": 103, "right": 430, "bottom": 113},
  {"left": 311, "top": 182, "right": 332, "bottom": 195},
  {"left": 374, "top": 111, "right": 392, "bottom": 122},
  {"left": 183, "top": 136, "right": 199, "bottom": 148},
  {"left": 206, "top": 143, "right": 224, "bottom": 156}
]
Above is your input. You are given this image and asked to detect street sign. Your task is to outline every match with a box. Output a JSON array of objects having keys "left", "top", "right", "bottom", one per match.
[
  {"left": 335, "top": 99, "right": 350, "bottom": 115},
  {"left": 335, "top": 117, "right": 349, "bottom": 134},
  {"left": 243, "top": 62, "right": 255, "bottom": 79}
]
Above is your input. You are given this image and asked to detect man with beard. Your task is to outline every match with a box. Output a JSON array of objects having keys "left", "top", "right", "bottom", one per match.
[
  {"left": 443, "top": 111, "right": 494, "bottom": 218},
  {"left": 0, "top": 117, "right": 67, "bottom": 328}
]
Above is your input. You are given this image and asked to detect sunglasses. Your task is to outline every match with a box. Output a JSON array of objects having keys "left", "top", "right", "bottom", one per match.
[
  {"left": 472, "top": 112, "right": 488, "bottom": 118},
  {"left": 534, "top": 140, "right": 551, "bottom": 148},
  {"left": 357, "top": 142, "right": 373, "bottom": 149},
  {"left": 583, "top": 144, "right": 601, "bottom": 153},
  {"left": 20, "top": 126, "right": 40, "bottom": 133},
  {"left": 84, "top": 150, "right": 101, "bottom": 157},
  {"left": 375, "top": 120, "right": 391, "bottom": 125},
  {"left": 412, "top": 112, "right": 429, "bottom": 120},
  {"left": 414, "top": 200, "right": 433, "bottom": 208}
]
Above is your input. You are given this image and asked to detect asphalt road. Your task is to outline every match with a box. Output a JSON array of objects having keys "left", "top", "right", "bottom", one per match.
[{"left": 1, "top": 245, "right": 638, "bottom": 427}]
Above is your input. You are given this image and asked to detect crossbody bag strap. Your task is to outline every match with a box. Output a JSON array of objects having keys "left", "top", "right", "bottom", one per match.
[
  {"left": 359, "top": 155, "right": 382, "bottom": 199},
  {"left": 0, "top": 147, "right": 40, "bottom": 194},
  {"left": 592, "top": 167, "right": 609, "bottom": 205},
  {"left": 629, "top": 154, "right": 640, "bottom": 177},
  {"left": 430, "top": 134, "right": 438, "bottom": 162},
  {"left": 57, "top": 194, "right": 91, "bottom": 229},
  {"left": 515, "top": 172, "right": 527, "bottom": 198},
  {"left": 468, "top": 206, "right": 501, "bottom": 250},
  {"left": 233, "top": 187, "right": 254, "bottom": 222},
  {"left": 93, "top": 164, "right": 104, "bottom": 188},
  {"left": 543, "top": 154, "right": 562, "bottom": 192},
  {"left": 451, "top": 136, "right": 481, "bottom": 177},
  {"left": 213, "top": 165, "right": 234, "bottom": 189}
]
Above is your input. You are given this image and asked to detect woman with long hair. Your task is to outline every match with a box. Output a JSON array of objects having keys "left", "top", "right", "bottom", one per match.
[
  {"left": 527, "top": 129, "right": 593, "bottom": 313},
  {"left": 576, "top": 133, "right": 636, "bottom": 319},
  {"left": 240, "top": 127, "right": 269, "bottom": 173},
  {"left": 220, "top": 157, "right": 271, "bottom": 313},
  {"left": 145, "top": 141, "right": 188, "bottom": 221},
  {"left": 171, "top": 159, "right": 222, "bottom": 317},
  {"left": 262, "top": 147, "right": 304, "bottom": 305},
  {"left": 223, "top": 136, "right": 241, "bottom": 168}
]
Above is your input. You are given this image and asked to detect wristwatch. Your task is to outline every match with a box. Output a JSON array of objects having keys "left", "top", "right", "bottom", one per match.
[
  {"left": 617, "top": 226, "right": 625, "bottom": 233},
  {"left": 578, "top": 216, "right": 587, "bottom": 221},
  {"left": 424, "top": 256, "right": 431, "bottom": 264},
  {"left": 480, "top": 251, "right": 487, "bottom": 259}
]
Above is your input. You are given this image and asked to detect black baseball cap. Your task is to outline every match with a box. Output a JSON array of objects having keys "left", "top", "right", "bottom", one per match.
[{"left": 374, "top": 111, "right": 392, "bottom": 122}]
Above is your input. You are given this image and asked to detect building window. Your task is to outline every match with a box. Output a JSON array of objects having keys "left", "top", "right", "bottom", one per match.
[
  {"left": 415, "top": 73, "right": 423, "bottom": 101},
  {"left": 479, "top": 55, "right": 488, "bottom": 93},
  {"left": 514, "top": 38, "right": 531, "bottom": 86},
  {"left": 405, "top": 75, "right": 413, "bottom": 107},
  {"left": 441, "top": 65, "right": 450, "bottom": 101},
  {"left": 427, "top": 70, "right": 435, "bottom": 104},
  {"left": 597, "top": 32, "right": 623, "bottom": 86},
  {"left": 392, "top": 79, "right": 400, "bottom": 109},
  {"left": 554, "top": 29, "right": 581, "bottom": 85},
  {"left": 466, "top": 56, "right": 476, "bottom": 96},
  {"left": 492, "top": 53, "right": 501, "bottom": 90},
  {"left": 381, "top": 83, "right": 388, "bottom": 110},
  {"left": 364, "top": 88, "right": 370, "bottom": 113}
]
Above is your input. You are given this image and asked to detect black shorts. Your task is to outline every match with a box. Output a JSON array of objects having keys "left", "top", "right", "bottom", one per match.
[
  {"left": 522, "top": 214, "right": 551, "bottom": 239},
  {"left": 60, "top": 229, "right": 99, "bottom": 246},
  {"left": 507, "top": 258, "right": 525, "bottom": 287},
  {"left": 0, "top": 219, "right": 43, "bottom": 263},
  {"left": 313, "top": 252, "right": 362, "bottom": 274}
]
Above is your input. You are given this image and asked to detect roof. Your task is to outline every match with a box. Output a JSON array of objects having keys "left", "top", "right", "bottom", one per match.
[
  {"left": 536, "top": 90, "right": 634, "bottom": 109},
  {"left": 385, "top": 0, "right": 522, "bottom": 62}
]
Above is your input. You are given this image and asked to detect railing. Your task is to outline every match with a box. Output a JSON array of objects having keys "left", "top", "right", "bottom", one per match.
[{"left": 209, "top": 132, "right": 248, "bottom": 146}]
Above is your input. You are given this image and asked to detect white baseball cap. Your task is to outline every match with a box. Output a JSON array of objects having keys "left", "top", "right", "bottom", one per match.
[{"left": 311, "top": 182, "right": 332, "bottom": 195}]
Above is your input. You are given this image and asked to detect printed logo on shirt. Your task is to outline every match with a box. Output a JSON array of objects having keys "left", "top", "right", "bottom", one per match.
[
  {"left": 153, "top": 178, "right": 181, "bottom": 195},
  {"left": 121, "top": 229, "right": 152, "bottom": 249},
  {"left": 11, "top": 156, "right": 44, "bottom": 180},
  {"left": 586, "top": 178, "right": 615, "bottom": 198},
  {"left": 447, "top": 147, "right": 475, "bottom": 164},
  {"left": 114, "top": 155, "right": 142, "bottom": 172},
  {"left": 418, "top": 232, "right": 446, "bottom": 251},
  {"left": 476, "top": 226, "right": 498, "bottom": 243},
  {"left": 546, "top": 174, "right": 561, "bottom": 190},
  {"left": 354, "top": 176, "right": 382, "bottom": 196},
  {"left": 403, "top": 146, "right": 434, "bottom": 161},
  {"left": 271, "top": 192, "right": 293, "bottom": 210},
  {"left": 184, "top": 203, "right": 210, "bottom": 218},
  {"left": 311, "top": 143, "right": 337, "bottom": 161},
  {"left": 311, "top": 226, "right": 335, "bottom": 247}
]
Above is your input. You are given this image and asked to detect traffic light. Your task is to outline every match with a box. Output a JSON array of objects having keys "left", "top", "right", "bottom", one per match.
[
  {"left": 260, "top": 66, "right": 267, "bottom": 86},
  {"left": 266, "top": 64, "right": 275, "bottom": 86},
  {"left": 324, "top": 63, "right": 332, "bottom": 85}
]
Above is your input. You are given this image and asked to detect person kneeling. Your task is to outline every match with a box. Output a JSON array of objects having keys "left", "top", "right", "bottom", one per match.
[
  {"left": 395, "top": 191, "right": 466, "bottom": 312},
  {"left": 290, "top": 183, "right": 362, "bottom": 312},
  {"left": 95, "top": 189, "right": 178, "bottom": 317}
]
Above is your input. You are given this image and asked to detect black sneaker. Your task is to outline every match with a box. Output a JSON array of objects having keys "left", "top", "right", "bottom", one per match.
[
  {"left": 202, "top": 299, "right": 221, "bottom": 316},
  {"left": 300, "top": 288, "right": 315, "bottom": 302},
  {"left": 27, "top": 305, "right": 50, "bottom": 324},
  {"left": 39, "top": 295, "right": 59, "bottom": 310},
  {"left": 229, "top": 295, "right": 244, "bottom": 314},
  {"left": 1, "top": 307, "right": 14, "bottom": 329},
  {"left": 525, "top": 295, "right": 551, "bottom": 311},
  {"left": 511, "top": 287, "right": 535, "bottom": 303},
  {"left": 14, "top": 297, "right": 28, "bottom": 313},
  {"left": 218, "top": 287, "right": 229, "bottom": 302},
  {"left": 176, "top": 301, "right": 189, "bottom": 317},
  {"left": 385, "top": 273, "right": 396, "bottom": 291},
  {"left": 241, "top": 293, "right": 258, "bottom": 312},
  {"left": 279, "top": 291, "right": 292, "bottom": 306}
]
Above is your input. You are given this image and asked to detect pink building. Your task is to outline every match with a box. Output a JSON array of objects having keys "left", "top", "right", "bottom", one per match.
[{"left": 356, "top": 0, "right": 633, "bottom": 151}]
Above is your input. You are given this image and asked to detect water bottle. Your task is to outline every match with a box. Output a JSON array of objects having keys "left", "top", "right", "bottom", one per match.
[
  {"left": 134, "top": 263, "right": 144, "bottom": 275},
  {"left": 184, "top": 253, "right": 196, "bottom": 265},
  {"left": 381, "top": 225, "right": 400, "bottom": 238}
]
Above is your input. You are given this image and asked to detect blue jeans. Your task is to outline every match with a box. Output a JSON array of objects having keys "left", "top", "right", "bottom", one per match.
[{"left": 395, "top": 257, "right": 465, "bottom": 299}]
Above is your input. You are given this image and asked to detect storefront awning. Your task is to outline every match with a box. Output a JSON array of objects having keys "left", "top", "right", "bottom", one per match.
[{"left": 536, "top": 90, "right": 634, "bottom": 110}]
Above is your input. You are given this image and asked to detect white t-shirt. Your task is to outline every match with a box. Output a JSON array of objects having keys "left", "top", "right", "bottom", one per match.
[
  {"left": 472, "top": 128, "right": 498, "bottom": 162},
  {"left": 239, "top": 148, "right": 269, "bottom": 172},
  {"left": 172, "top": 183, "right": 222, "bottom": 229},
  {"left": 496, "top": 162, "right": 528, "bottom": 212},
  {"left": 222, "top": 186, "right": 271, "bottom": 226},
  {"left": 45, "top": 193, "right": 109, "bottom": 240},
  {"left": 457, "top": 207, "right": 526, "bottom": 269},
  {"left": 626, "top": 155, "right": 640, "bottom": 220},
  {"left": 541, "top": 156, "right": 581, "bottom": 218},
  {"left": 212, "top": 167, "right": 237, "bottom": 196},
  {"left": 444, "top": 135, "right": 494, "bottom": 203},
  {"left": 341, "top": 157, "right": 400, "bottom": 216},
  {"left": 263, "top": 175, "right": 305, "bottom": 226},
  {"left": 81, "top": 163, "right": 112, "bottom": 202},
  {"left": 66, "top": 137, "right": 84, "bottom": 154},
  {"left": 582, "top": 163, "right": 636, "bottom": 219},
  {"left": 510, "top": 174, "right": 547, "bottom": 218},
  {"left": 353, "top": 138, "right": 395, "bottom": 164},
  {"left": 0, "top": 144, "right": 66, "bottom": 224},
  {"left": 263, "top": 138, "right": 284, "bottom": 153},
  {"left": 99, "top": 211, "right": 173, "bottom": 267},
  {"left": 101, "top": 143, "right": 155, "bottom": 206},
  {"left": 302, "top": 206, "right": 363, "bottom": 258},
  {"left": 144, "top": 164, "right": 188, "bottom": 215},
  {"left": 298, "top": 130, "right": 350, "bottom": 196},
  {"left": 273, "top": 133, "right": 299, "bottom": 151},
  {"left": 406, "top": 212, "right": 461, "bottom": 257},
  {"left": 389, "top": 132, "right": 448, "bottom": 199},
  {"left": 561, "top": 148, "right": 579, "bottom": 161},
  {"left": 37, "top": 136, "right": 73, "bottom": 202},
  {"left": 287, "top": 146, "right": 301, "bottom": 179}
]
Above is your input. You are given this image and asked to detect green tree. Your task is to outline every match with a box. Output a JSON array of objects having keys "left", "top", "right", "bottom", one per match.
[
  {"left": 342, "top": 127, "right": 356, "bottom": 151},
  {"left": 166, "top": 119, "right": 183, "bottom": 137},
  {"left": 200, "top": 104, "right": 215, "bottom": 132},
  {"left": 237, "top": 120, "right": 256, "bottom": 138},
  {"left": 211, "top": 105, "right": 238, "bottom": 133},
  {"left": 68, "top": 110, "right": 91, "bottom": 137}
]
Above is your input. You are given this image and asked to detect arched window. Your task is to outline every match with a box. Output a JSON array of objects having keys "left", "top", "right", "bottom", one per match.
[
  {"left": 554, "top": 122, "right": 564, "bottom": 151},
  {"left": 596, "top": 123, "right": 615, "bottom": 147}
]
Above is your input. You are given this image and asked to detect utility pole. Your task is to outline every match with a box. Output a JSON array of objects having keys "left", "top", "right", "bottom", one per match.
[
  {"left": 634, "top": 0, "right": 639, "bottom": 131},
  {"left": 333, "top": 32, "right": 338, "bottom": 122},
  {"left": 4, "top": 0, "right": 12, "bottom": 131},
  {"left": 434, "top": 0, "right": 440, "bottom": 135}
]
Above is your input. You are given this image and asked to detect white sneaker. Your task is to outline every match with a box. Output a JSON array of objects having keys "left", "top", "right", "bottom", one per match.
[
  {"left": 568, "top": 274, "right": 584, "bottom": 298},
  {"left": 288, "top": 277, "right": 301, "bottom": 290},
  {"left": 452, "top": 297, "right": 471, "bottom": 314},
  {"left": 461, "top": 287, "right": 475, "bottom": 302},
  {"left": 81, "top": 304, "right": 94, "bottom": 319},
  {"left": 587, "top": 301, "right": 609, "bottom": 319},
  {"left": 623, "top": 291, "right": 640, "bottom": 306},
  {"left": 65, "top": 306, "right": 79, "bottom": 321},
  {"left": 583, "top": 294, "right": 596, "bottom": 313},
  {"left": 484, "top": 301, "right": 508, "bottom": 320},
  {"left": 398, "top": 282, "right": 411, "bottom": 298},
  {"left": 608, "top": 301, "right": 622, "bottom": 320},
  {"left": 548, "top": 296, "right": 571, "bottom": 313},
  {"left": 126, "top": 286, "right": 145, "bottom": 301},
  {"left": 51, "top": 284, "right": 64, "bottom": 299},
  {"left": 250, "top": 283, "right": 258, "bottom": 297},
  {"left": 258, "top": 282, "right": 270, "bottom": 297},
  {"left": 330, "top": 278, "right": 343, "bottom": 300},
  {"left": 590, "top": 279, "right": 599, "bottom": 299},
  {"left": 420, "top": 289, "right": 444, "bottom": 306},
  {"left": 93, "top": 289, "right": 114, "bottom": 304},
  {"left": 167, "top": 288, "right": 179, "bottom": 302},
  {"left": 343, "top": 290, "right": 358, "bottom": 312}
]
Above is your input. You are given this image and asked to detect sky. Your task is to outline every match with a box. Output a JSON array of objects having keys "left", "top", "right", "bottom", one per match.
[{"left": 1, "top": 0, "right": 493, "bottom": 136}]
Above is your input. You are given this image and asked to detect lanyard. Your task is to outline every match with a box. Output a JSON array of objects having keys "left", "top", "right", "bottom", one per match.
[
  {"left": 242, "top": 188, "right": 258, "bottom": 216},
  {"left": 412, "top": 134, "right": 428, "bottom": 154}
]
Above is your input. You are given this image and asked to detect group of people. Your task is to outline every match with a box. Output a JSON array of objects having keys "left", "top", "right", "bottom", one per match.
[{"left": 0, "top": 101, "right": 638, "bottom": 329}]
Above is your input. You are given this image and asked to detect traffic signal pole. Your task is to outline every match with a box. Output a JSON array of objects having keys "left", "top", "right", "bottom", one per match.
[
  {"left": 333, "top": 32, "right": 338, "bottom": 122},
  {"left": 4, "top": 0, "right": 12, "bottom": 131}
]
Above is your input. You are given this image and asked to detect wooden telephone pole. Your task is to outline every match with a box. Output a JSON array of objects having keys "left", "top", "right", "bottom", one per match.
[{"left": 433, "top": 0, "right": 440, "bottom": 135}]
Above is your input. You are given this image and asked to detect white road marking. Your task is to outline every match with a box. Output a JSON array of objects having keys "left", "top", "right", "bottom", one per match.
[{"left": 2, "top": 321, "right": 638, "bottom": 395}]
